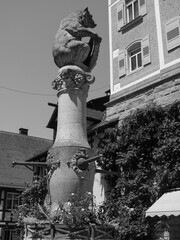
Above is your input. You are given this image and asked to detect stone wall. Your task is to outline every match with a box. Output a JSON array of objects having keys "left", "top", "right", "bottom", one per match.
[{"left": 106, "top": 73, "right": 180, "bottom": 124}]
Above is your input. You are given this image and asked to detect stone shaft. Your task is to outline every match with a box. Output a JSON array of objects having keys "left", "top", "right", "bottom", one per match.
[
  {"left": 47, "top": 66, "right": 95, "bottom": 204},
  {"left": 54, "top": 88, "right": 90, "bottom": 148}
]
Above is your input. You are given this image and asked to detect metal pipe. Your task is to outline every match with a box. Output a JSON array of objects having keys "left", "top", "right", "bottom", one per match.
[
  {"left": 12, "top": 155, "right": 100, "bottom": 168},
  {"left": 12, "top": 161, "right": 48, "bottom": 167}
]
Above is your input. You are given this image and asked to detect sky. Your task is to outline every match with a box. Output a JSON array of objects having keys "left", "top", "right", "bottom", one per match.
[{"left": 0, "top": 0, "right": 110, "bottom": 140}]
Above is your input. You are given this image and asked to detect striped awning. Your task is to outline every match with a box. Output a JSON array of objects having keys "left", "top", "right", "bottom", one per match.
[{"left": 146, "top": 190, "right": 180, "bottom": 217}]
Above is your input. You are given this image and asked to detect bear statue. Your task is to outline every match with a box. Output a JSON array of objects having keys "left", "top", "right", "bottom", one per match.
[{"left": 52, "top": 7, "right": 102, "bottom": 72}]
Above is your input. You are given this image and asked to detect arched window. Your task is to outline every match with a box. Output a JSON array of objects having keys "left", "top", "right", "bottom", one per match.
[
  {"left": 117, "top": 36, "right": 150, "bottom": 78},
  {"left": 127, "top": 41, "right": 142, "bottom": 72}
]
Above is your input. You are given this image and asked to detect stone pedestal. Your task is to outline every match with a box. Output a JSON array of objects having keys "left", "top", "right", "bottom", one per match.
[{"left": 47, "top": 66, "right": 95, "bottom": 204}]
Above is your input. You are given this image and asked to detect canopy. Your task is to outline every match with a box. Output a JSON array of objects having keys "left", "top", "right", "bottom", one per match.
[{"left": 146, "top": 190, "right": 180, "bottom": 217}]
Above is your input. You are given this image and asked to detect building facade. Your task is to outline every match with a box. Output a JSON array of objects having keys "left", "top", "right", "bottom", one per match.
[
  {"left": 0, "top": 129, "right": 52, "bottom": 240},
  {"left": 107, "top": 0, "right": 180, "bottom": 122},
  {"left": 107, "top": 1, "right": 180, "bottom": 239}
]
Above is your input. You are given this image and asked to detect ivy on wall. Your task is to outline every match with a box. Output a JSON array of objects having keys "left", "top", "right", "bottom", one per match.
[{"left": 98, "top": 101, "right": 180, "bottom": 240}]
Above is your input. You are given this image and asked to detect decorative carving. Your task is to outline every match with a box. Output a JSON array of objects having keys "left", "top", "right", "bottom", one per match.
[
  {"left": 67, "top": 148, "right": 89, "bottom": 175},
  {"left": 47, "top": 163, "right": 60, "bottom": 180},
  {"left": 46, "top": 151, "right": 55, "bottom": 166},
  {"left": 46, "top": 151, "right": 60, "bottom": 180},
  {"left": 52, "top": 66, "right": 95, "bottom": 91},
  {"left": 52, "top": 7, "right": 102, "bottom": 72}
]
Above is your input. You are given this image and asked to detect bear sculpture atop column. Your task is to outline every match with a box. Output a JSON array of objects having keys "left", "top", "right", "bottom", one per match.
[{"left": 52, "top": 7, "right": 102, "bottom": 72}]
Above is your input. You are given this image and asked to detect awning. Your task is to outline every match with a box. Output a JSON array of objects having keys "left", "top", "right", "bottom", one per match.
[{"left": 146, "top": 190, "right": 180, "bottom": 217}]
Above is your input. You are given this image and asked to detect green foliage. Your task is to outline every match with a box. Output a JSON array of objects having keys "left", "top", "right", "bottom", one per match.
[
  {"left": 61, "top": 191, "right": 98, "bottom": 229},
  {"left": 18, "top": 176, "right": 48, "bottom": 225},
  {"left": 18, "top": 182, "right": 100, "bottom": 230},
  {"left": 98, "top": 102, "right": 180, "bottom": 240}
]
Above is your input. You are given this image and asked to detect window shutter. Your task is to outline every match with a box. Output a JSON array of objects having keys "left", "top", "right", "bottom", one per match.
[
  {"left": 117, "top": 0, "right": 124, "bottom": 31},
  {"left": 113, "top": 56, "right": 120, "bottom": 85},
  {"left": 139, "top": 0, "right": 146, "bottom": 16},
  {"left": 142, "top": 35, "right": 151, "bottom": 66},
  {"left": 165, "top": 17, "right": 180, "bottom": 51},
  {"left": 118, "top": 50, "right": 126, "bottom": 77}
]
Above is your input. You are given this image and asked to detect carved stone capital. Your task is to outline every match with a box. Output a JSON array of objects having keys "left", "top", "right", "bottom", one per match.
[{"left": 52, "top": 66, "right": 95, "bottom": 92}]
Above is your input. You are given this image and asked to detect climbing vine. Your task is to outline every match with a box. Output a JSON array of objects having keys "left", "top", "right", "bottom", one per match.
[{"left": 98, "top": 101, "right": 180, "bottom": 240}]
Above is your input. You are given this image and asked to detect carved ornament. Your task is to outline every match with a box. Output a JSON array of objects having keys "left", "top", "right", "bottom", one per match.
[{"left": 52, "top": 66, "right": 95, "bottom": 92}]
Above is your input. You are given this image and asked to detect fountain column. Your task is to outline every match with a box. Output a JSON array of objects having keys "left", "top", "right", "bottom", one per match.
[
  {"left": 47, "top": 65, "right": 95, "bottom": 204},
  {"left": 45, "top": 6, "right": 102, "bottom": 206}
]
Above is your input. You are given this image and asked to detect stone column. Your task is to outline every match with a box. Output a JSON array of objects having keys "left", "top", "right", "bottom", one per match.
[{"left": 47, "top": 65, "right": 95, "bottom": 205}]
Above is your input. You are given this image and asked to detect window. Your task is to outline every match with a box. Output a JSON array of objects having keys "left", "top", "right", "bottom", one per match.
[
  {"left": 118, "top": 36, "right": 151, "bottom": 78},
  {"left": 126, "top": 0, "right": 139, "bottom": 23},
  {"left": 33, "top": 166, "right": 46, "bottom": 181},
  {"left": 117, "top": 0, "right": 146, "bottom": 31},
  {"left": 3, "top": 229, "right": 18, "bottom": 240},
  {"left": 4, "top": 229, "right": 12, "bottom": 240},
  {"left": 165, "top": 16, "right": 180, "bottom": 51},
  {"left": 128, "top": 42, "right": 142, "bottom": 72},
  {"left": 6, "top": 193, "right": 19, "bottom": 211}
]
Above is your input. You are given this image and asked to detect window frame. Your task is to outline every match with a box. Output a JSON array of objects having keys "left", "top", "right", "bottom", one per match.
[
  {"left": 117, "top": 0, "right": 147, "bottom": 32},
  {"left": 128, "top": 42, "right": 142, "bottom": 73},
  {"left": 5, "top": 193, "right": 19, "bottom": 211},
  {"left": 33, "top": 166, "right": 47, "bottom": 182},
  {"left": 116, "top": 36, "right": 150, "bottom": 84},
  {"left": 3, "top": 229, "right": 19, "bottom": 240},
  {"left": 126, "top": 0, "right": 139, "bottom": 24}
]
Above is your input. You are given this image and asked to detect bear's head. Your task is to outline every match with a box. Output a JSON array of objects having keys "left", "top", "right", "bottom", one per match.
[{"left": 79, "top": 7, "right": 96, "bottom": 28}]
